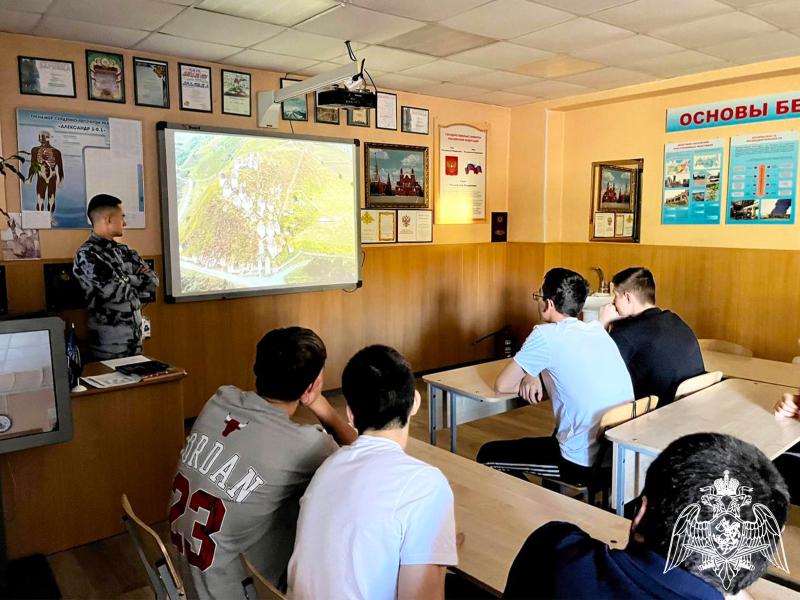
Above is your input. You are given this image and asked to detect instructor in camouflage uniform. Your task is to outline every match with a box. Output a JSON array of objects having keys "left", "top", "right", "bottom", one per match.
[{"left": 73, "top": 194, "right": 158, "bottom": 360}]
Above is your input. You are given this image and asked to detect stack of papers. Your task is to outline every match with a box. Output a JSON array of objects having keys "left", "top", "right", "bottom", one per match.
[
  {"left": 82, "top": 372, "right": 142, "bottom": 389},
  {"left": 100, "top": 355, "right": 151, "bottom": 369}
]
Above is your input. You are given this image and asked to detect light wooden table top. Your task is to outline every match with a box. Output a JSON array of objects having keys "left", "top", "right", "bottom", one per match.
[
  {"left": 421, "top": 358, "right": 515, "bottom": 402},
  {"left": 407, "top": 437, "right": 629, "bottom": 594},
  {"left": 606, "top": 378, "right": 800, "bottom": 459},
  {"left": 703, "top": 349, "right": 800, "bottom": 388}
]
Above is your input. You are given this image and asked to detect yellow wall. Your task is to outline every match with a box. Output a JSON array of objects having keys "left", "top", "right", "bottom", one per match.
[
  {"left": 0, "top": 31, "right": 511, "bottom": 255},
  {"left": 512, "top": 57, "right": 800, "bottom": 249}
]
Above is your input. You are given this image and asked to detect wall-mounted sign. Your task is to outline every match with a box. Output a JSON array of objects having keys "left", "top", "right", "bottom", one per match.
[{"left": 667, "top": 92, "right": 800, "bottom": 132}]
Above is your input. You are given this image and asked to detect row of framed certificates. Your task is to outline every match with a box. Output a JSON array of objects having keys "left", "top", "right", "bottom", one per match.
[
  {"left": 18, "top": 53, "right": 251, "bottom": 116},
  {"left": 361, "top": 209, "right": 433, "bottom": 244}
]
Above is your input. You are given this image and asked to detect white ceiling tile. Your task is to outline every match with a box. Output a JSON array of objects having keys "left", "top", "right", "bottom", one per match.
[
  {"left": 196, "top": 0, "right": 337, "bottom": 27},
  {"left": 702, "top": 30, "right": 800, "bottom": 62},
  {"left": 224, "top": 50, "right": 317, "bottom": 72},
  {"left": 650, "top": 11, "right": 777, "bottom": 49},
  {"left": 532, "top": 0, "right": 633, "bottom": 15},
  {"left": 36, "top": 16, "right": 148, "bottom": 47},
  {"left": 135, "top": 33, "right": 240, "bottom": 61},
  {"left": 1, "top": 0, "right": 51, "bottom": 13},
  {"left": 592, "top": 0, "right": 733, "bottom": 33},
  {"left": 452, "top": 70, "right": 540, "bottom": 90},
  {"left": 348, "top": 0, "right": 490, "bottom": 22},
  {"left": 381, "top": 24, "right": 494, "bottom": 57},
  {"left": 573, "top": 35, "right": 684, "bottom": 66},
  {"left": 449, "top": 41, "right": 553, "bottom": 69},
  {"left": 0, "top": 9, "right": 41, "bottom": 32},
  {"left": 399, "top": 60, "right": 492, "bottom": 81},
  {"left": 331, "top": 45, "right": 435, "bottom": 71},
  {"left": 746, "top": 0, "right": 800, "bottom": 30},
  {"left": 296, "top": 4, "right": 424, "bottom": 45},
  {"left": 372, "top": 72, "right": 441, "bottom": 93},
  {"left": 508, "top": 79, "right": 592, "bottom": 98},
  {"left": 47, "top": 0, "right": 182, "bottom": 31},
  {"left": 514, "top": 55, "right": 602, "bottom": 78},
  {"left": 717, "top": 0, "right": 775, "bottom": 6},
  {"left": 296, "top": 61, "right": 343, "bottom": 76},
  {"left": 626, "top": 50, "right": 731, "bottom": 78},
  {"left": 442, "top": 0, "right": 573, "bottom": 39},
  {"left": 252, "top": 30, "right": 363, "bottom": 61},
  {"left": 513, "top": 17, "right": 635, "bottom": 53},
  {"left": 161, "top": 8, "right": 284, "bottom": 48},
  {"left": 561, "top": 66, "right": 659, "bottom": 89},
  {"left": 423, "top": 82, "right": 482, "bottom": 99},
  {"left": 466, "top": 90, "right": 535, "bottom": 106}
]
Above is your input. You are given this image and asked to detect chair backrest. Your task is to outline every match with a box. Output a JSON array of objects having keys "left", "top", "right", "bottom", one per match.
[
  {"left": 240, "top": 553, "right": 287, "bottom": 600},
  {"left": 792, "top": 356, "right": 800, "bottom": 366},
  {"left": 121, "top": 493, "right": 186, "bottom": 600},
  {"left": 598, "top": 396, "right": 659, "bottom": 440},
  {"left": 674, "top": 371, "right": 723, "bottom": 401},
  {"left": 698, "top": 338, "right": 753, "bottom": 357}
]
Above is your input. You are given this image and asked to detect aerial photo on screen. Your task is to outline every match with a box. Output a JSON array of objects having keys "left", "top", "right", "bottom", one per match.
[{"left": 172, "top": 131, "right": 358, "bottom": 295}]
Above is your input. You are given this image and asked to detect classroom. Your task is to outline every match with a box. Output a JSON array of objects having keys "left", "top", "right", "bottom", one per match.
[{"left": 1, "top": 1, "right": 800, "bottom": 598}]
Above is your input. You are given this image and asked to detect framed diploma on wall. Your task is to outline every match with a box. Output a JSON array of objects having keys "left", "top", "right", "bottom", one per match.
[
  {"left": 133, "top": 57, "right": 169, "bottom": 108},
  {"left": 179, "top": 63, "right": 212, "bottom": 113},
  {"left": 18, "top": 57, "right": 76, "bottom": 98}
]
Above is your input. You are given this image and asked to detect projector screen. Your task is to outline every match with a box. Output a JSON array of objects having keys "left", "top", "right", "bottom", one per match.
[{"left": 157, "top": 123, "right": 361, "bottom": 302}]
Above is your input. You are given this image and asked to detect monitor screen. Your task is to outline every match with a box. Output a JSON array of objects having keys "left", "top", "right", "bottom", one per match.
[{"left": 0, "top": 317, "right": 73, "bottom": 454}]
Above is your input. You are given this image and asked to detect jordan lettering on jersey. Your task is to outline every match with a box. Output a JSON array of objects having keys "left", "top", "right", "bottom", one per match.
[{"left": 180, "top": 433, "right": 266, "bottom": 502}]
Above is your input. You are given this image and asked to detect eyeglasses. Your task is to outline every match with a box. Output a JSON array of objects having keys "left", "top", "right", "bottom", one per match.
[{"left": 531, "top": 292, "right": 545, "bottom": 302}]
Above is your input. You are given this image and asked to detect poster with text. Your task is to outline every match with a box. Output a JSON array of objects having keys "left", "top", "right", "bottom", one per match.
[
  {"left": 662, "top": 139, "right": 723, "bottom": 225},
  {"left": 726, "top": 131, "right": 796, "bottom": 224},
  {"left": 16, "top": 109, "right": 145, "bottom": 229},
  {"left": 438, "top": 124, "right": 486, "bottom": 220}
]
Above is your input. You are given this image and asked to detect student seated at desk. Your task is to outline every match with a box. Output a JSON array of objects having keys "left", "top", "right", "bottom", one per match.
[
  {"left": 478, "top": 268, "right": 633, "bottom": 484},
  {"left": 169, "top": 327, "right": 356, "bottom": 600},
  {"left": 504, "top": 433, "right": 790, "bottom": 600},
  {"left": 288, "top": 345, "right": 458, "bottom": 600},
  {"left": 774, "top": 390, "right": 800, "bottom": 504},
  {"left": 599, "top": 267, "right": 704, "bottom": 406}
]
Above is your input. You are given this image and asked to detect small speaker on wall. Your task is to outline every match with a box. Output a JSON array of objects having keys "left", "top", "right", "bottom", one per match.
[
  {"left": 0, "top": 265, "right": 8, "bottom": 316},
  {"left": 491, "top": 212, "right": 508, "bottom": 243}
]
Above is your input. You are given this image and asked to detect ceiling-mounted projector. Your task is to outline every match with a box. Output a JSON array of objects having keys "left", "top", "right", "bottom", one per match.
[{"left": 317, "top": 87, "right": 377, "bottom": 110}]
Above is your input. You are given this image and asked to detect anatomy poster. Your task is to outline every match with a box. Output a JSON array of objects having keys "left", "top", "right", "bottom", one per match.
[{"left": 16, "top": 109, "right": 144, "bottom": 229}]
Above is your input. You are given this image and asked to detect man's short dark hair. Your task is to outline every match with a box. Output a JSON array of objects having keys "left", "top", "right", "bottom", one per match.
[
  {"left": 87, "top": 194, "right": 122, "bottom": 224},
  {"left": 341, "top": 345, "right": 416, "bottom": 434},
  {"left": 612, "top": 267, "right": 656, "bottom": 304},
  {"left": 541, "top": 268, "right": 590, "bottom": 317},
  {"left": 253, "top": 327, "right": 326, "bottom": 401},
  {"left": 639, "top": 433, "right": 789, "bottom": 594}
]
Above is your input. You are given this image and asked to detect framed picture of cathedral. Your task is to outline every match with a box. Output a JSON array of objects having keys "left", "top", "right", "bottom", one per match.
[
  {"left": 364, "top": 142, "right": 429, "bottom": 209},
  {"left": 589, "top": 158, "right": 643, "bottom": 242}
]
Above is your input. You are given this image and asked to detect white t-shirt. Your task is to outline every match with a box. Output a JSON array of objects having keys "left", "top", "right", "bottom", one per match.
[
  {"left": 514, "top": 318, "right": 634, "bottom": 466},
  {"left": 287, "top": 435, "right": 458, "bottom": 600}
]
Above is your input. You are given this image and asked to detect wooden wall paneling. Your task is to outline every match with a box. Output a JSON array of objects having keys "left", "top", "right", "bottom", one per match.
[{"left": 505, "top": 243, "right": 546, "bottom": 341}]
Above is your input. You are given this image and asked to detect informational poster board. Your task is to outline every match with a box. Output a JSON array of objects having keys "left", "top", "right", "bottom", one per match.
[
  {"left": 662, "top": 139, "right": 723, "bottom": 225},
  {"left": 438, "top": 124, "right": 486, "bottom": 221},
  {"left": 16, "top": 109, "right": 145, "bottom": 229},
  {"left": 726, "top": 131, "right": 796, "bottom": 224}
]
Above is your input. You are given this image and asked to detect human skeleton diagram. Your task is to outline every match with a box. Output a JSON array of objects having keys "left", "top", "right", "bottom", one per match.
[{"left": 28, "top": 130, "right": 65, "bottom": 221}]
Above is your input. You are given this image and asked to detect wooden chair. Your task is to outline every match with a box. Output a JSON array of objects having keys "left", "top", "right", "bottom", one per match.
[
  {"left": 674, "top": 371, "right": 723, "bottom": 401},
  {"left": 121, "top": 494, "right": 186, "bottom": 600},
  {"left": 792, "top": 356, "right": 800, "bottom": 366},
  {"left": 541, "top": 396, "right": 658, "bottom": 509},
  {"left": 698, "top": 338, "right": 753, "bottom": 357},
  {"left": 240, "top": 553, "right": 287, "bottom": 600}
]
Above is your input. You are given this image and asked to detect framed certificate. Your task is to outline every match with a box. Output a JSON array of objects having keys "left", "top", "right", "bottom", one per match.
[
  {"left": 179, "top": 63, "right": 212, "bottom": 113},
  {"left": 397, "top": 210, "right": 432, "bottom": 243},
  {"left": 401, "top": 106, "right": 429, "bottom": 135},
  {"left": 280, "top": 78, "right": 307, "bottom": 121},
  {"left": 376, "top": 91, "right": 397, "bottom": 131},
  {"left": 347, "top": 107, "right": 370, "bottom": 128},
  {"left": 133, "top": 57, "right": 169, "bottom": 108},
  {"left": 221, "top": 69, "right": 251, "bottom": 116},
  {"left": 86, "top": 50, "right": 125, "bottom": 103},
  {"left": 361, "top": 210, "right": 396, "bottom": 243},
  {"left": 18, "top": 57, "right": 76, "bottom": 98}
]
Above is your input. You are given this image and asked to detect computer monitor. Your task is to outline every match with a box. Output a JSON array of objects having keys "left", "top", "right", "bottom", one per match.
[{"left": 0, "top": 317, "right": 73, "bottom": 454}]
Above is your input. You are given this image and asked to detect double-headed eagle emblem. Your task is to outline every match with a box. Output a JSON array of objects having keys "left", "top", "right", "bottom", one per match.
[{"left": 665, "top": 470, "right": 788, "bottom": 590}]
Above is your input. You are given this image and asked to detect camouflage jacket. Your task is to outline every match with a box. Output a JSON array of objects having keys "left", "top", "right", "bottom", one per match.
[{"left": 73, "top": 233, "right": 159, "bottom": 360}]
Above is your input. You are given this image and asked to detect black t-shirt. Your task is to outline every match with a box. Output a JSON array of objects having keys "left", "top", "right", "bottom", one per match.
[
  {"left": 609, "top": 307, "right": 704, "bottom": 406},
  {"left": 503, "top": 522, "right": 722, "bottom": 600}
]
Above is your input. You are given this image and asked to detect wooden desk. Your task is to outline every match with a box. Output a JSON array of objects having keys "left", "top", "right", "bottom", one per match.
[
  {"left": 422, "top": 359, "right": 517, "bottom": 453},
  {"left": 1, "top": 362, "right": 186, "bottom": 558},
  {"left": 606, "top": 378, "right": 800, "bottom": 516},
  {"left": 703, "top": 349, "right": 800, "bottom": 388},
  {"left": 407, "top": 439, "right": 798, "bottom": 598}
]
